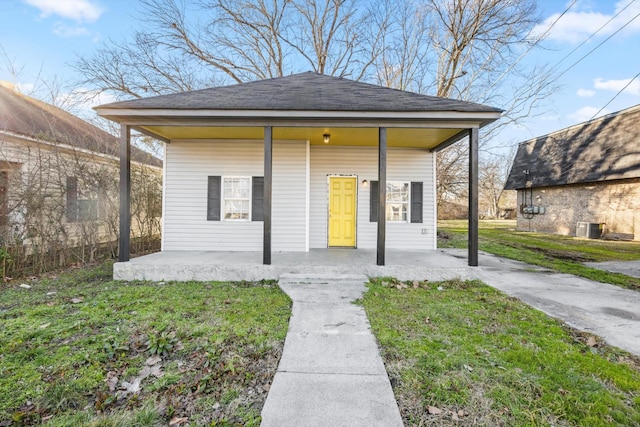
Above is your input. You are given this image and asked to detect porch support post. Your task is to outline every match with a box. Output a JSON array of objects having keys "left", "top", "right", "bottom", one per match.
[
  {"left": 468, "top": 127, "right": 479, "bottom": 266},
  {"left": 118, "top": 124, "right": 131, "bottom": 262},
  {"left": 377, "top": 127, "right": 387, "bottom": 266},
  {"left": 263, "top": 126, "right": 272, "bottom": 265}
]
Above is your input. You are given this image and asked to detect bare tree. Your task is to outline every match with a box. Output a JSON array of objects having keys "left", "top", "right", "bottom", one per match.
[
  {"left": 74, "top": 0, "right": 384, "bottom": 98},
  {"left": 74, "top": 0, "right": 557, "bottom": 211}
]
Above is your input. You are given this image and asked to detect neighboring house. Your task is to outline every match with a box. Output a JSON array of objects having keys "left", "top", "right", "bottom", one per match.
[
  {"left": 0, "top": 81, "right": 162, "bottom": 272},
  {"left": 95, "top": 72, "right": 501, "bottom": 270},
  {"left": 504, "top": 104, "right": 640, "bottom": 240}
]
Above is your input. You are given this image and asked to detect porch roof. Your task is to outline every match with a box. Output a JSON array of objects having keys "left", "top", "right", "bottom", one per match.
[{"left": 95, "top": 72, "right": 501, "bottom": 149}]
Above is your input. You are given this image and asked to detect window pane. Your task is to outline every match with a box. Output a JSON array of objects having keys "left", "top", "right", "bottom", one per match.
[
  {"left": 385, "top": 182, "right": 409, "bottom": 222},
  {"left": 223, "top": 178, "right": 250, "bottom": 220}
]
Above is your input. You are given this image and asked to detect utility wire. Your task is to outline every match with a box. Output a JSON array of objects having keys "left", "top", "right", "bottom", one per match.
[
  {"left": 553, "top": 0, "right": 637, "bottom": 71},
  {"left": 589, "top": 71, "right": 640, "bottom": 120},
  {"left": 555, "top": 9, "right": 640, "bottom": 80},
  {"left": 482, "top": 0, "right": 578, "bottom": 98}
]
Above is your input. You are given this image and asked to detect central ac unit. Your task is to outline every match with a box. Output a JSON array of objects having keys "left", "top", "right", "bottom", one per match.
[{"left": 576, "top": 222, "right": 603, "bottom": 239}]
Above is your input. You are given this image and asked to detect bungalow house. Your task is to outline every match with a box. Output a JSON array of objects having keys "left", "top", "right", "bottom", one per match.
[
  {"left": 0, "top": 81, "right": 162, "bottom": 274},
  {"left": 95, "top": 72, "right": 501, "bottom": 278},
  {"left": 504, "top": 104, "right": 640, "bottom": 240}
]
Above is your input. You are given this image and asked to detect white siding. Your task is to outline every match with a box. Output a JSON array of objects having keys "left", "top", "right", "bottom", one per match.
[
  {"left": 163, "top": 139, "right": 307, "bottom": 251},
  {"left": 309, "top": 145, "right": 435, "bottom": 250}
]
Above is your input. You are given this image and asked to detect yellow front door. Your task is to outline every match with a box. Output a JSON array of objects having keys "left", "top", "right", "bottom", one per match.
[{"left": 328, "top": 177, "right": 357, "bottom": 247}]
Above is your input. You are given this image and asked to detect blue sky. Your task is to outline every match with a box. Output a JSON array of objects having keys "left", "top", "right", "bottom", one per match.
[{"left": 0, "top": 0, "right": 639, "bottom": 148}]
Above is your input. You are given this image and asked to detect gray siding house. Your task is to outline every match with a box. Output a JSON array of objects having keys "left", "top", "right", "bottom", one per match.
[{"left": 504, "top": 104, "right": 640, "bottom": 240}]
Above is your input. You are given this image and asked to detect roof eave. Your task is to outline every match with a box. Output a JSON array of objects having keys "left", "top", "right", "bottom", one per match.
[{"left": 95, "top": 108, "right": 502, "bottom": 128}]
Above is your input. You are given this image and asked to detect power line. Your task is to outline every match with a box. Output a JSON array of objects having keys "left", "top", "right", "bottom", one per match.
[
  {"left": 589, "top": 71, "right": 640, "bottom": 120},
  {"left": 482, "top": 0, "right": 578, "bottom": 98},
  {"left": 555, "top": 9, "right": 640, "bottom": 80},
  {"left": 553, "top": 0, "right": 637, "bottom": 71}
]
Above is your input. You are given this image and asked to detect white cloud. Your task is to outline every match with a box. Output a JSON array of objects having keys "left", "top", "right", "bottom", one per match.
[
  {"left": 532, "top": 0, "right": 640, "bottom": 43},
  {"left": 594, "top": 77, "right": 640, "bottom": 96},
  {"left": 568, "top": 105, "right": 611, "bottom": 122},
  {"left": 53, "top": 24, "right": 90, "bottom": 37},
  {"left": 576, "top": 88, "right": 596, "bottom": 97},
  {"left": 23, "top": 0, "right": 104, "bottom": 23}
]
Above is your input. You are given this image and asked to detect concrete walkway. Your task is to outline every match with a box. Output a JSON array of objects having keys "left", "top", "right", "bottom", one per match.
[{"left": 260, "top": 274, "right": 403, "bottom": 427}]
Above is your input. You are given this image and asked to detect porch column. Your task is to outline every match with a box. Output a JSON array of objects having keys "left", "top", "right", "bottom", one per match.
[
  {"left": 468, "top": 127, "right": 479, "bottom": 266},
  {"left": 119, "top": 124, "right": 131, "bottom": 262},
  {"left": 377, "top": 127, "right": 387, "bottom": 266},
  {"left": 263, "top": 126, "right": 272, "bottom": 265}
]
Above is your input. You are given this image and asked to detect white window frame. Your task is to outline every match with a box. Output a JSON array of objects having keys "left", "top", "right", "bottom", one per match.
[
  {"left": 386, "top": 181, "right": 410, "bottom": 223},
  {"left": 221, "top": 176, "right": 252, "bottom": 221}
]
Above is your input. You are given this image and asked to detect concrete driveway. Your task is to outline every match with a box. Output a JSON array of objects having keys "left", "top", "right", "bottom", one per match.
[{"left": 459, "top": 250, "right": 640, "bottom": 357}]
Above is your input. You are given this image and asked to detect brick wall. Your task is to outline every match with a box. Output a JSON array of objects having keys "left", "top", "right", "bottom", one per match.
[{"left": 516, "top": 178, "right": 640, "bottom": 240}]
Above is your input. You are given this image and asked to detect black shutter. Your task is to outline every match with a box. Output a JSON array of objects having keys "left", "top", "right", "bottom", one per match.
[
  {"left": 252, "top": 176, "right": 264, "bottom": 221},
  {"left": 411, "top": 182, "right": 423, "bottom": 223},
  {"left": 66, "top": 176, "right": 78, "bottom": 222},
  {"left": 369, "top": 180, "right": 378, "bottom": 222},
  {"left": 207, "top": 176, "right": 221, "bottom": 221}
]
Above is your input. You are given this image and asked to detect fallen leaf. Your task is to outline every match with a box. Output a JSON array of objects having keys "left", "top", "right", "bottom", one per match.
[
  {"left": 437, "top": 286, "right": 444, "bottom": 291},
  {"left": 105, "top": 371, "right": 118, "bottom": 392},
  {"left": 463, "top": 364, "right": 473, "bottom": 372},
  {"left": 425, "top": 317, "right": 431, "bottom": 324},
  {"left": 413, "top": 280, "right": 420, "bottom": 288},
  {"left": 39, "top": 323, "right": 51, "bottom": 329},
  {"left": 146, "top": 355, "right": 162, "bottom": 366},
  {"left": 586, "top": 336, "right": 597, "bottom": 347},
  {"left": 451, "top": 412, "right": 459, "bottom": 421},
  {"left": 457, "top": 410, "right": 465, "bottom": 417},
  {"left": 428, "top": 406, "right": 443, "bottom": 415},
  {"left": 19, "top": 284, "right": 31, "bottom": 289},
  {"left": 169, "top": 417, "right": 188, "bottom": 426},
  {"left": 71, "top": 297, "right": 83, "bottom": 304}
]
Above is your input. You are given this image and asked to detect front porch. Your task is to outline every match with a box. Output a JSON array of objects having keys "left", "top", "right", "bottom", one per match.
[{"left": 114, "top": 248, "right": 478, "bottom": 282}]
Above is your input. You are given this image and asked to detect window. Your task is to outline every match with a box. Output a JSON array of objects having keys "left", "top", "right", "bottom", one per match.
[
  {"left": 208, "top": 176, "right": 264, "bottom": 222},
  {"left": 386, "top": 181, "right": 409, "bottom": 222},
  {"left": 370, "top": 181, "right": 423, "bottom": 223},
  {"left": 66, "top": 176, "right": 98, "bottom": 222},
  {"left": 223, "top": 177, "right": 251, "bottom": 220}
]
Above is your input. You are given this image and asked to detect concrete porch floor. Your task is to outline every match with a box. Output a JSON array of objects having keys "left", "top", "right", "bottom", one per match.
[{"left": 113, "top": 248, "right": 477, "bottom": 282}]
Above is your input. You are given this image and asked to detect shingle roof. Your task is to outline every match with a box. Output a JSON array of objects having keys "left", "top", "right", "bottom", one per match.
[
  {"left": 504, "top": 104, "right": 640, "bottom": 190},
  {"left": 97, "top": 71, "right": 501, "bottom": 113},
  {"left": 0, "top": 83, "right": 161, "bottom": 167}
]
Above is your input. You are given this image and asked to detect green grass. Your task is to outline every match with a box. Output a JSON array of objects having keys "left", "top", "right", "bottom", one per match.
[
  {"left": 0, "top": 262, "right": 291, "bottom": 426},
  {"left": 363, "top": 278, "right": 640, "bottom": 426},
  {"left": 438, "top": 220, "right": 640, "bottom": 291}
]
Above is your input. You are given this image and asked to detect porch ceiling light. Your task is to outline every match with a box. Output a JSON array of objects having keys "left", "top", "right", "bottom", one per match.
[{"left": 323, "top": 133, "right": 330, "bottom": 144}]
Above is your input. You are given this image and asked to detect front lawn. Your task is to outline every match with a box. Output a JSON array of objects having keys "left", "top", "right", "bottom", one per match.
[
  {"left": 438, "top": 220, "right": 640, "bottom": 291},
  {"left": 363, "top": 278, "right": 640, "bottom": 426},
  {"left": 0, "top": 262, "right": 291, "bottom": 426}
]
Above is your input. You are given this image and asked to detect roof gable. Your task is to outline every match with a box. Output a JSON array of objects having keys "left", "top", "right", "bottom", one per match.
[
  {"left": 97, "top": 71, "right": 501, "bottom": 114},
  {"left": 504, "top": 105, "right": 640, "bottom": 190},
  {"left": 0, "top": 83, "right": 161, "bottom": 167}
]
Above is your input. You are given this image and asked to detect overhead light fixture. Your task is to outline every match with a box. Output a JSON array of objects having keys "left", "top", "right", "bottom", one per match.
[
  {"left": 362, "top": 179, "right": 369, "bottom": 187},
  {"left": 323, "top": 133, "right": 330, "bottom": 144}
]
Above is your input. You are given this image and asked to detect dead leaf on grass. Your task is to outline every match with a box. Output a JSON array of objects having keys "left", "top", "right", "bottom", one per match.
[
  {"left": 428, "top": 406, "right": 443, "bottom": 415},
  {"left": 463, "top": 364, "right": 473, "bottom": 372},
  {"left": 39, "top": 323, "right": 50, "bottom": 329},
  {"left": 70, "top": 297, "right": 83, "bottom": 304},
  {"left": 425, "top": 317, "right": 431, "bottom": 324},
  {"left": 105, "top": 371, "right": 118, "bottom": 392},
  {"left": 169, "top": 417, "right": 188, "bottom": 426},
  {"left": 146, "top": 355, "right": 162, "bottom": 366},
  {"left": 413, "top": 280, "right": 420, "bottom": 288},
  {"left": 586, "top": 336, "right": 597, "bottom": 347}
]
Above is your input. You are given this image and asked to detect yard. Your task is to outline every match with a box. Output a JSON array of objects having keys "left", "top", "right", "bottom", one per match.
[
  {"left": 438, "top": 220, "right": 640, "bottom": 291},
  {"left": 363, "top": 277, "right": 640, "bottom": 426},
  {"left": 2, "top": 239, "right": 640, "bottom": 426},
  {"left": 0, "top": 263, "right": 291, "bottom": 426}
]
